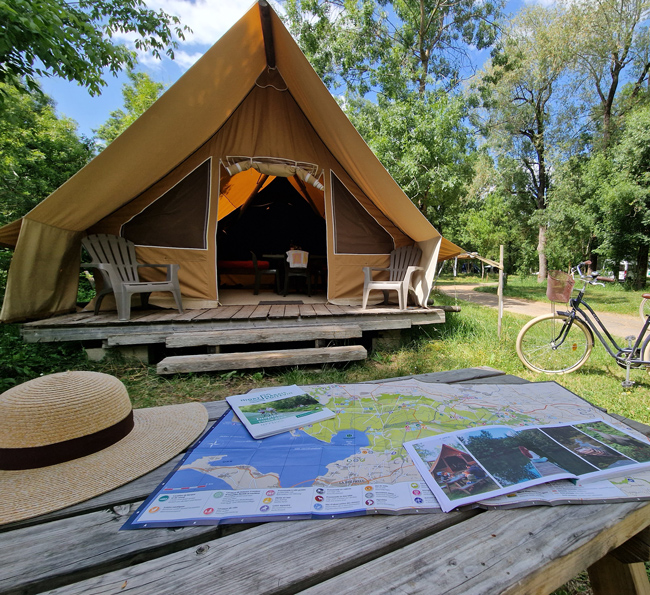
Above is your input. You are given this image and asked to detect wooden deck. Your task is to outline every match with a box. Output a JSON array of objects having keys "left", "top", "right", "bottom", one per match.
[
  {"left": 21, "top": 303, "right": 453, "bottom": 343},
  {"left": 21, "top": 303, "right": 458, "bottom": 373}
]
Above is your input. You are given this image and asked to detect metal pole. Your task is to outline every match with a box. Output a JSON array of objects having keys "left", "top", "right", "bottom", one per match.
[{"left": 498, "top": 245, "right": 504, "bottom": 338}]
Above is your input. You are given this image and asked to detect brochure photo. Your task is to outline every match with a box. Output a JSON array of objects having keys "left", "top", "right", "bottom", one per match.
[
  {"left": 226, "top": 385, "right": 335, "bottom": 439},
  {"left": 404, "top": 418, "right": 650, "bottom": 512}
]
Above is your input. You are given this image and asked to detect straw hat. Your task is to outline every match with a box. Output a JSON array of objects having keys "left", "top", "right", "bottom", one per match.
[{"left": 0, "top": 371, "right": 208, "bottom": 526}]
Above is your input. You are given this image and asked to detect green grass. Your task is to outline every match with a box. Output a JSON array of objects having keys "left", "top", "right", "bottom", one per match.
[
  {"left": 3, "top": 290, "right": 649, "bottom": 423},
  {"left": 438, "top": 273, "right": 648, "bottom": 317}
]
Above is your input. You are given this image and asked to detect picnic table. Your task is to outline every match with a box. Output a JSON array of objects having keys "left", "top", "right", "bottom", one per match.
[{"left": 3, "top": 367, "right": 650, "bottom": 595}]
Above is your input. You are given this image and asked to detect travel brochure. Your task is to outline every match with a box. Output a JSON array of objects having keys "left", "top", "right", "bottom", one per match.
[
  {"left": 122, "top": 380, "right": 650, "bottom": 529},
  {"left": 226, "top": 385, "right": 335, "bottom": 439},
  {"left": 405, "top": 418, "right": 650, "bottom": 512}
]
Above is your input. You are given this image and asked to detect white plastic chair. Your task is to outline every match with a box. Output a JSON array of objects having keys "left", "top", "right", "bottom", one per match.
[
  {"left": 362, "top": 245, "right": 423, "bottom": 310},
  {"left": 81, "top": 234, "right": 183, "bottom": 321}
]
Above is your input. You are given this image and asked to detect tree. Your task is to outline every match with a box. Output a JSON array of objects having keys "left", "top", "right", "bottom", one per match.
[
  {"left": 0, "top": 83, "right": 93, "bottom": 298},
  {"left": 595, "top": 104, "right": 650, "bottom": 288},
  {"left": 284, "top": 0, "right": 503, "bottom": 98},
  {"left": 475, "top": 4, "right": 579, "bottom": 280},
  {"left": 284, "top": 0, "right": 500, "bottom": 235},
  {"left": 0, "top": 0, "right": 188, "bottom": 103},
  {"left": 451, "top": 153, "right": 536, "bottom": 274},
  {"left": 94, "top": 70, "right": 165, "bottom": 147},
  {"left": 567, "top": 0, "right": 650, "bottom": 149},
  {"left": 0, "top": 83, "right": 93, "bottom": 226},
  {"left": 347, "top": 91, "right": 476, "bottom": 234},
  {"left": 543, "top": 154, "right": 603, "bottom": 271}
]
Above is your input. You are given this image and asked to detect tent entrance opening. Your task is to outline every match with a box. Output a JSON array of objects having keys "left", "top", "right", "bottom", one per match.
[{"left": 217, "top": 176, "right": 326, "bottom": 295}]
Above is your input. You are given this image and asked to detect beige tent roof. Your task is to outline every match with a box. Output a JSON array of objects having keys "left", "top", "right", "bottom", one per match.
[{"left": 0, "top": 0, "right": 463, "bottom": 322}]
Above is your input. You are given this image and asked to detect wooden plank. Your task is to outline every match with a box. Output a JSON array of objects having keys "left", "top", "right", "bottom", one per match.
[
  {"left": 64, "top": 312, "right": 122, "bottom": 325},
  {"left": 268, "top": 305, "right": 285, "bottom": 318},
  {"left": 37, "top": 510, "right": 476, "bottom": 595},
  {"left": 231, "top": 305, "right": 257, "bottom": 320},
  {"left": 311, "top": 304, "right": 331, "bottom": 316},
  {"left": 588, "top": 554, "right": 650, "bottom": 595},
  {"left": 250, "top": 305, "right": 271, "bottom": 319},
  {"left": 169, "top": 309, "right": 207, "bottom": 322},
  {"left": 166, "top": 325, "right": 363, "bottom": 347},
  {"left": 201, "top": 401, "right": 229, "bottom": 419},
  {"left": 157, "top": 345, "right": 367, "bottom": 374},
  {"left": 467, "top": 374, "right": 530, "bottom": 385},
  {"left": 23, "top": 311, "right": 94, "bottom": 326},
  {"left": 354, "top": 317, "right": 411, "bottom": 331},
  {"left": 21, "top": 315, "right": 410, "bottom": 344},
  {"left": 325, "top": 304, "right": 346, "bottom": 315},
  {"left": 193, "top": 308, "right": 227, "bottom": 320},
  {"left": 284, "top": 304, "right": 300, "bottom": 318},
  {"left": 610, "top": 527, "right": 650, "bottom": 564},
  {"left": 20, "top": 308, "right": 446, "bottom": 344},
  {"left": 405, "top": 312, "right": 445, "bottom": 325},
  {"left": 610, "top": 414, "right": 650, "bottom": 438},
  {"left": 296, "top": 502, "right": 650, "bottom": 595},
  {"left": 0, "top": 502, "right": 228, "bottom": 594},
  {"left": 300, "top": 304, "right": 317, "bottom": 317},
  {"left": 375, "top": 366, "right": 505, "bottom": 385},
  {"left": 105, "top": 332, "right": 170, "bottom": 346},
  {"left": 130, "top": 310, "right": 184, "bottom": 323},
  {"left": 212, "top": 306, "right": 244, "bottom": 320}
]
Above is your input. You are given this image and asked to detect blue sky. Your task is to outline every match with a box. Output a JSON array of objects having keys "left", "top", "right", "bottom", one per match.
[
  {"left": 39, "top": 0, "right": 526, "bottom": 138},
  {"left": 40, "top": 0, "right": 260, "bottom": 137}
]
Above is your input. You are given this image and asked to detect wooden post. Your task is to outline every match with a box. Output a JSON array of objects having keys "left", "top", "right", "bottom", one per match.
[{"left": 498, "top": 245, "right": 504, "bottom": 339}]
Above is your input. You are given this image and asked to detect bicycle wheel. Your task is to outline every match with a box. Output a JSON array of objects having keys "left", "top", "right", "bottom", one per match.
[
  {"left": 516, "top": 313, "right": 593, "bottom": 374},
  {"left": 644, "top": 338, "right": 650, "bottom": 377},
  {"left": 640, "top": 298, "right": 650, "bottom": 322}
]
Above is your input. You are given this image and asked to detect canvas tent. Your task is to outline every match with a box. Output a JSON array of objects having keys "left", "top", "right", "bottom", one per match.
[{"left": 0, "top": 0, "right": 462, "bottom": 323}]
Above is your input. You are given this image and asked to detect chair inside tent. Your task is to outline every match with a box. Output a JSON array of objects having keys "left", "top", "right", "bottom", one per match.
[{"left": 216, "top": 164, "right": 327, "bottom": 295}]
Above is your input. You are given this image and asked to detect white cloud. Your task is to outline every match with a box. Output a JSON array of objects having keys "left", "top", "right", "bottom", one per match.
[
  {"left": 522, "top": 0, "right": 558, "bottom": 6},
  {"left": 173, "top": 50, "right": 206, "bottom": 70},
  {"left": 112, "top": 0, "right": 286, "bottom": 74},
  {"left": 151, "top": 0, "right": 255, "bottom": 47},
  {"left": 109, "top": 0, "right": 255, "bottom": 71}
]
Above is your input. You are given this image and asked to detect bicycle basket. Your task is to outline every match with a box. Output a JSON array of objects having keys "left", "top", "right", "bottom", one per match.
[{"left": 546, "top": 270, "right": 575, "bottom": 302}]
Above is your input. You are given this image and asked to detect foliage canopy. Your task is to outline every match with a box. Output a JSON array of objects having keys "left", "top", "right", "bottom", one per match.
[{"left": 0, "top": 0, "right": 188, "bottom": 103}]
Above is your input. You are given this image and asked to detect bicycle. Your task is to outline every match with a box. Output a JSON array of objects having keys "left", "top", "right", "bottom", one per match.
[
  {"left": 640, "top": 296, "right": 650, "bottom": 321},
  {"left": 516, "top": 261, "right": 650, "bottom": 387}
]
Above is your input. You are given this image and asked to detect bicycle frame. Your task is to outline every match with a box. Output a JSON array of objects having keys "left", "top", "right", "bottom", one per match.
[{"left": 556, "top": 279, "right": 650, "bottom": 368}]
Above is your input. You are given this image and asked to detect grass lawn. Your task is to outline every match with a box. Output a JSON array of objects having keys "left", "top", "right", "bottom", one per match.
[{"left": 438, "top": 273, "right": 649, "bottom": 317}]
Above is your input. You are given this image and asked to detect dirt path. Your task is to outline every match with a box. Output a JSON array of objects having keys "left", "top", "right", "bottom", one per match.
[{"left": 437, "top": 283, "right": 642, "bottom": 340}]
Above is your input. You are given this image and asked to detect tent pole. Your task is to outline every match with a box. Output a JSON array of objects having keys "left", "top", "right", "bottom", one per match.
[
  {"left": 238, "top": 174, "right": 269, "bottom": 220},
  {"left": 259, "top": 0, "right": 276, "bottom": 68},
  {"left": 498, "top": 245, "right": 504, "bottom": 339},
  {"left": 293, "top": 175, "right": 321, "bottom": 217}
]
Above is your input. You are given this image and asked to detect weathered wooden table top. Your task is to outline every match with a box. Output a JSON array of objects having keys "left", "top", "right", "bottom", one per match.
[{"left": 2, "top": 367, "right": 650, "bottom": 595}]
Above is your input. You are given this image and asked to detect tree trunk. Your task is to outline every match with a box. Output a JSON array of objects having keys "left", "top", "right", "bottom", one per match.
[
  {"left": 635, "top": 244, "right": 649, "bottom": 290},
  {"left": 588, "top": 250, "right": 598, "bottom": 273},
  {"left": 537, "top": 224, "right": 547, "bottom": 282}
]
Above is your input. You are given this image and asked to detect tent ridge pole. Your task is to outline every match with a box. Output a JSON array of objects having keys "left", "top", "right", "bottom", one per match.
[{"left": 259, "top": 0, "right": 276, "bottom": 69}]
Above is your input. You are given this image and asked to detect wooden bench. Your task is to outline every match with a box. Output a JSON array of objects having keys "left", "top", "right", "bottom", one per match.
[{"left": 217, "top": 252, "right": 279, "bottom": 294}]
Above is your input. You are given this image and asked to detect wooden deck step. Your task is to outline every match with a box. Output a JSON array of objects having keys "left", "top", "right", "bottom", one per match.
[
  {"left": 165, "top": 324, "right": 363, "bottom": 348},
  {"left": 157, "top": 345, "right": 367, "bottom": 374}
]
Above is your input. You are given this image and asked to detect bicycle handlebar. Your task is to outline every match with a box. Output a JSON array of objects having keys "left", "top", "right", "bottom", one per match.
[{"left": 574, "top": 261, "right": 605, "bottom": 287}]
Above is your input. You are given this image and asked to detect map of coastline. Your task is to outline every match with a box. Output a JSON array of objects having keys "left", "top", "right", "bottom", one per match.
[
  {"left": 126, "top": 380, "right": 650, "bottom": 528},
  {"left": 171, "top": 380, "right": 602, "bottom": 493}
]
